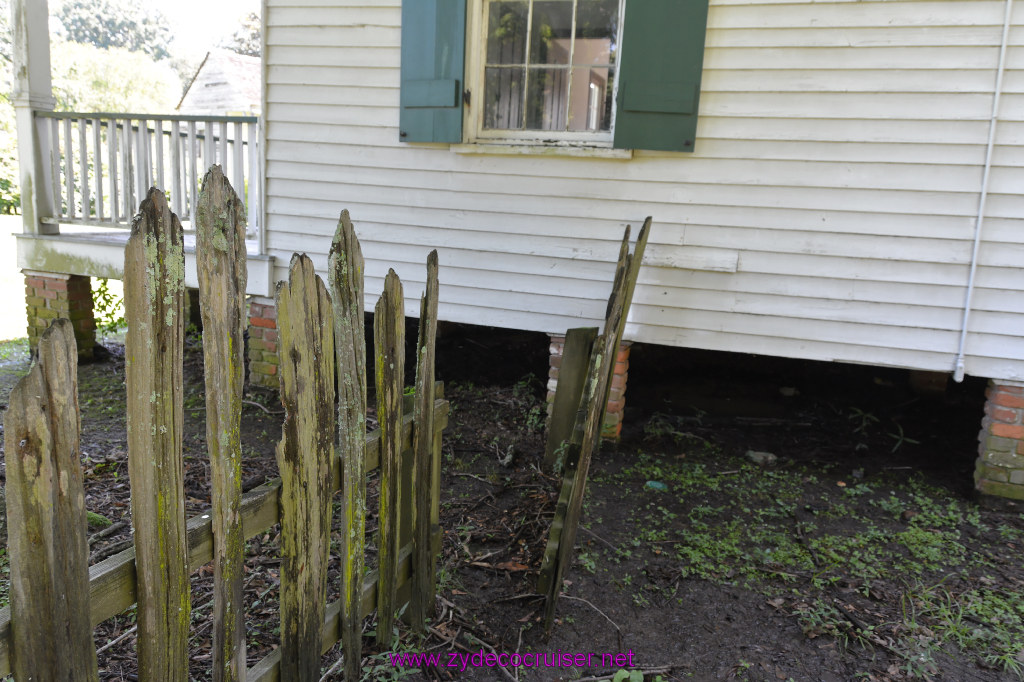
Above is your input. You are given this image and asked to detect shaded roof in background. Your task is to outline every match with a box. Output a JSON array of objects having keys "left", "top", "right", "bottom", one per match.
[{"left": 177, "top": 49, "right": 261, "bottom": 116}]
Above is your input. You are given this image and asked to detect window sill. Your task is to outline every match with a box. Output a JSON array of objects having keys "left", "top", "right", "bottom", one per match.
[{"left": 451, "top": 143, "right": 633, "bottom": 160}]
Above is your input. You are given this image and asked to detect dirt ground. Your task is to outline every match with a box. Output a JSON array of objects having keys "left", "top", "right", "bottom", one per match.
[{"left": 0, "top": 321, "right": 1022, "bottom": 682}]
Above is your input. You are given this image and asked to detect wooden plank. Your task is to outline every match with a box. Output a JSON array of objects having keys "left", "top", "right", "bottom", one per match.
[
  {"left": 79, "top": 118, "right": 89, "bottom": 217},
  {"left": 328, "top": 209, "right": 367, "bottom": 682},
  {"left": 247, "top": 123, "right": 259, "bottom": 241},
  {"left": 543, "top": 327, "right": 598, "bottom": 473},
  {"left": 121, "top": 121, "right": 132, "bottom": 217},
  {"left": 64, "top": 118, "right": 74, "bottom": 219},
  {"left": 188, "top": 121, "right": 198, "bottom": 220},
  {"left": 124, "top": 187, "right": 190, "bottom": 678},
  {"left": 274, "top": 253, "right": 336, "bottom": 681},
  {"left": 196, "top": 166, "right": 249, "bottom": 682},
  {"left": 233, "top": 121, "right": 245, "bottom": 198},
  {"left": 0, "top": 397, "right": 449, "bottom": 677},
  {"left": 219, "top": 121, "right": 229, "bottom": 173},
  {"left": 154, "top": 120, "right": 164, "bottom": 192},
  {"left": 92, "top": 119, "right": 103, "bottom": 220},
  {"left": 411, "top": 250, "right": 439, "bottom": 633},
  {"left": 170, "top": 121, "right": 182, "bottom": 216},
  {"left": 540, "top": 218, "right": 652, "bottom": 634},
  {"left": 205, "top": 122, "right": 215, "bottom": 177},
  {"left": 50, "top": 117, "right": 61, "bottom": 217},
  {"left": 108, "top": 120, "right": 120, "bottom": 223},
  {"left": 4, "top": 320, "right": 98, "bottom": 680},
  {"left": 374, "top": 269, "right": 404, "bottom": 648}
]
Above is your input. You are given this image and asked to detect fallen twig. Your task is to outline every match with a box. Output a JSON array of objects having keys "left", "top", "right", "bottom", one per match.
[
  {"left": 242, "top": 398, "right": 284, "bottom": 415},
  {"left": 579, "top": 525, "right": 617, "bottom": 551},
  {"left": 561, "top": 595, "right": 623, "bottom": 650},
  {"left": 88, "top": 520, "right": 128, "bottom": 546}
]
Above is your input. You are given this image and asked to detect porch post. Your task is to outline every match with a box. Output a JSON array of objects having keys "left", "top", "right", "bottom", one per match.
[{"left": 11, "top": 0, "right": 57, "bottom": 235}]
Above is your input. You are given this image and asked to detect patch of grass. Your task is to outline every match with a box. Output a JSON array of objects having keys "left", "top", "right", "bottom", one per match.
[{"left": 597, "top": 428, "right": 1021, "bottom": 678}]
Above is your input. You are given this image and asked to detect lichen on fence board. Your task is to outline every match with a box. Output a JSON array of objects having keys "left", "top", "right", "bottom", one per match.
[
  {"left": 196, "top": 165, "right": 248, "bottom": 682},
  {"left": 124, "top": 187, "right": 191, "bottom": 679}
]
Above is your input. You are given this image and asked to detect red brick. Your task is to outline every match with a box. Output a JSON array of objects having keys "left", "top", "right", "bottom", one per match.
[
  {"left": 610, "top": 373, "right": 627, "bottom": 390},
  {"left": 549, "top": 354, "right": 562, "bottom": 369},
  {"left": 991, "top": 407, "right": 1021, "bottom": 424},
  {"left": 262, "top": 329, "right": 278, "bottom": 343},
  {"left": 994, "top": 393, "right": 1024, "bottom": 409},
  {"left": 24, "top": 277, "right": 45, "bottom": 289},
  {"left": 614, "top": 360, "right": 629, "bottom": 375},
  {"left": 250, "top": 316, "right": 276, "bottom": 329},
  {"left": 549, "top": 366, "right": 559, "bottom": 380},
  {"left": 995, "top": 385, "right": 1024, "bottom": 396},
  {"left": 38, "top": 289, "right": 58, "bottom": 300},
  {"left": 264, "top": 340, "right": 277, "bottom": 353},
  {"left": 45, "top": 279, "right": 68, "bottom": 292},
  {"left": 991, "top": 423, "right": 1024, "bottom": 440},
  {"left": 1018, "top": 441, "right": 1024, "bottom": 456},
  {"left": 606, "top": 399, "right": 624, "bottom": 414},
  {"left": 615, "top": 347, "right": 630, "bottom": 363}
]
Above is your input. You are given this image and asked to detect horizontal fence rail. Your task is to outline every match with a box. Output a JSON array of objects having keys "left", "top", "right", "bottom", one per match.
[{"left": 34, "top": 111, "right": 260, "bottom": 239}]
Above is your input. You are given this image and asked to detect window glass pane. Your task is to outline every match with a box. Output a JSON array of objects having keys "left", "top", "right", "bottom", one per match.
[
  {"left": 567, "top": 66, "right": 612, "bottom": 131},
  {"left": 487, "top": 1, "right": 528, "bottom": 65},
  {"left": 484, "top": 67, "right": 525, "bottom": 129},
  {"left": 525, "top": 67, "right": 570, "bottom": 130},
  {"left": 529, "top": 1, "right": 573, "bottom": 65},
  {"left": 574, "top": 0, "right": 618, "bottom": 65}
]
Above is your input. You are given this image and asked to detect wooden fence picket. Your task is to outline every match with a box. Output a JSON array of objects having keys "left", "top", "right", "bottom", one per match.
[
  {"left": 4, "top": 320, "right": 98, "bottom": 681},
  {"left": 328, "top": 209, "right": 368, "bottom": 682},
  {"left": 196, "top": 165, "right": 248, "bottom": 682},
  {"left": 543, "top": 327, "right": 598, "bottom": 474},
  {"left": 411, "top": 251, "right": 440, "bottom": 633},
  {"left": 540, "top": 218, "right": 652, "bottom": 633},
  {"left": 124, "top": 187, "right": 191, "bottom": 678},
  {"left": 374, "top": 269, "right": 405, "bottom": 648},
  {"left": 275, "top": 253, "right": 337, "bottom": 681}
]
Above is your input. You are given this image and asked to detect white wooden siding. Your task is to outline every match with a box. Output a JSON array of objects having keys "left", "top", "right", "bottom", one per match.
[{"left": 264, "top": 0, "right": 1024, "bottom": 381}]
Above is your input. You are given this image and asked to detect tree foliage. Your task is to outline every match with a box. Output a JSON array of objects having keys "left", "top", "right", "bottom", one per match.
[
  {"left": 51, "top": 41, "right": 180, "bottom": 113},
  {"left": 54, "top": 0, "right": 173, "bottom": 61},
  {"left": 222, "top": 11, "right": 261, "bottom": 58}
]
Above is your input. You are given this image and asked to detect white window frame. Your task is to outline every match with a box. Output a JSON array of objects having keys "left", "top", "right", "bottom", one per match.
[{"left": 463, "top": 0, "right": 626, "bottom": 148}]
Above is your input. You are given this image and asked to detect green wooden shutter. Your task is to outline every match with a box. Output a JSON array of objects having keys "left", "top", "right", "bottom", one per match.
[
  {"left": 400, "top": 0, "right": 467, "bottom": 143},
  {"left": 613, "top": 0, "right": 710, "bottom": 152}
]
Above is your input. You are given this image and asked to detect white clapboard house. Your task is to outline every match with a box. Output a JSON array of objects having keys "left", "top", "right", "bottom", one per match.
[{"left": 11, "top": 0, "right": 1024, "bottom": 496}]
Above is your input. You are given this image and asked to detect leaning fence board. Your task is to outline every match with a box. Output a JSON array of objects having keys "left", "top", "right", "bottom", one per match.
[
  {"left": 275, "top": 253, "right": 337, "bottom": 681},
  {"left": 540, "top": 218, "right": 652, "bottom": 633},
  {"left": 124, "top": 188, "right": 191, "bottom": 677},
  {"left": 196, "top": 166, "right": 249, "bottom": 682},
  {"left": 411, "top": 250, "right": 440, "bottom": 633},
  {"left": 328, "top": 210, "right": 367, "bottom": 682},
  {"left": 375, "top": 269, "right": 405, "bottom": 648},
  {"left": 543, "top": 327, "right": 598, "bottom": 474},
  {"left": 4, "top": 320, "right": 98, "bottom": 681},
  {"left": 0, "top": 392, "right": 448, "bottom": 677}
]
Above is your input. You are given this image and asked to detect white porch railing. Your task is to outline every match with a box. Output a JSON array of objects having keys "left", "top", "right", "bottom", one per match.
[{"left": 34, "top": 111, "right": 261, "bottom": 244}]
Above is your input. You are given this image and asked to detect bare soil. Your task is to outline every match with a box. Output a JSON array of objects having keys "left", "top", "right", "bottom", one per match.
[{"left": 0, "top": 321, "right": 1021, "bottom": 682}]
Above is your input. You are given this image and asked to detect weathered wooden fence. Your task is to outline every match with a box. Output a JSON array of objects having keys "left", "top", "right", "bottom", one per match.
[
  {"left": 0, "top": 167, "right": 445, "bottom": 681},
  {"left": 538, "top": 218, "right": 651, "bottom": 634}
]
